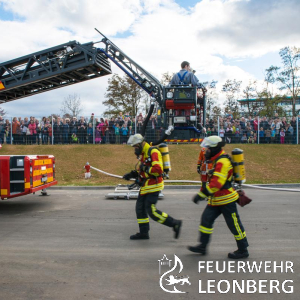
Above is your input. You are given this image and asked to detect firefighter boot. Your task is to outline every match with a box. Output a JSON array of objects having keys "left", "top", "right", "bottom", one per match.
[
  {"left": 130, "top": 232, "right": 149, "bottom": 240},
  {"left": 188, "top": 244, "right": 207, "bottom": 255},
  {"left": 228, "top": 249, "right": 249, "bottom": 259},
  {"left": 173, "top": 220, "right": 182, "bottom": 239}
]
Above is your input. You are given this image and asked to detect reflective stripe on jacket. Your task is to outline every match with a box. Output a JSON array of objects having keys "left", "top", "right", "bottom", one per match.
[
  {"left": 139, "top": 142, "right": 164, "bottom": 195},
  {"left": 206, "top": 150, "right": 239, "bottom": 206}
]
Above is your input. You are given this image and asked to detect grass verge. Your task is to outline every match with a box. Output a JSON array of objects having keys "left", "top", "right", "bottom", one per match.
[{"left": 1, "top": 144, "right": 299, "bottom": 185}]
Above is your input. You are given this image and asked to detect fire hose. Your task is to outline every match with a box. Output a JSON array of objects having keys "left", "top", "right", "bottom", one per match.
[{"left": 89, "top": 166, "right": 300, "bottom": 192}]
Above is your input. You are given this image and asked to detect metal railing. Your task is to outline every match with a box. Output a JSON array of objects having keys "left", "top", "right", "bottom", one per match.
[
  {"left": 0, "top": 115, "right": 162, "bottom": 145},
  {"left": 1, "top": 115, "right": 299, "bottom": 145},
  {"left": 206, "top": 116, "right": 299, "bottom": 144}
]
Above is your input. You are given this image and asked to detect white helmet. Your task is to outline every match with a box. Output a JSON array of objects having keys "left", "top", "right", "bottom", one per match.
[
  {"left": 86, "top": 162, "right": 89, "bottom": 165},
  {"left": 127, "top": 134, "right": 144, "bottom": 146},
  {"left": 201, "top": 136, "right": 223, "bottom": 148}
]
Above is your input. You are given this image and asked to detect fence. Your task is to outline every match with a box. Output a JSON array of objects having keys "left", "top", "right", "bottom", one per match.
[
  {"left": 1, "top": 115, "right": 299, "bottom": 145},
  {"left": 0, "top": 116, "right": 165, "bottom": 146},
  {"left": 205, "top": 116, "right": 299, "bottom": 145}
]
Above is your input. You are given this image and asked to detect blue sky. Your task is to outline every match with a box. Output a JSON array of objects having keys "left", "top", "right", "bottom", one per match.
[
  {"left": 220, "top": 52, "right": 282, "bottom": 81},
  {"left": 0, "top": 2, "right": 23, "bottom": 21},
  {"left": 174, "top": 0, "right": 200, "bottom": 8},
  {"left": 0, "top": 0, "right": 299, "bottom": 117},
  {"left": 0, "top": 3, "right": 11, "bottom": 20}
]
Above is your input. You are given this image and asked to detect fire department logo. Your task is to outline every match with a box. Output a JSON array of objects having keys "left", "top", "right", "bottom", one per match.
[{"left": 158, "top": 254, "right": 191, "bottom": 293}]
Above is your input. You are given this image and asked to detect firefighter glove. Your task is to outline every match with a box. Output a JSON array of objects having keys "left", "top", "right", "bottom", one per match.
[
  {"left": 192, "top": 192, "right": 207, "bottom": 204},
  {"left": 197, "top": 164, "right": 201, "bottom": 174},
  {"left": 208, "top": 169, "right": 214, "bottom": 176},
  {"left": 140, "top": 164, "right": 150, "bottom": 174},
  {"left": 123, "top": 170, "right": 138, "bottom": 181}
]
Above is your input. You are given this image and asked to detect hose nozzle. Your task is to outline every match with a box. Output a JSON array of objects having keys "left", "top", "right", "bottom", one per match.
[{"left": 165, "top": 125, "right": 174, "bottom": 136}]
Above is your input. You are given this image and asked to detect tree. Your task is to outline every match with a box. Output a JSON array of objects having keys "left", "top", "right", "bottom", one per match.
[
  {"left": 222, "top": 79, "right": 242, "bottom": 119},
  {"left": 241, "top": 80, "right": 259, "bottom": 116},
  {"left": 48, "top": 113, "right": 60, "bottom": 120},
  {"left": 204, "top": 80, "right": 218, "bottom": 119},
  {"left": 256, "top": 89, "right": 286, "bottom": 117},
  {"left": 160, "top": 72, "right": 175, "bottom": 86},
  {"left": 61, "top": 93, "right": 82, "bottom": 117},
  {"left": 0, "top": 106, "right": 6, "bottom": 117},
  {"left": 103, "top": 74, "right": 148, "bottom": 117},
  {"left": 265, "top": 46, "right": 300, "bottom": 115},
  {"left": 62, "top": 113, "right": 73, "bottom": 119},
  {"left": 212, "top": 106, "right": 222, "bottom": 118}
]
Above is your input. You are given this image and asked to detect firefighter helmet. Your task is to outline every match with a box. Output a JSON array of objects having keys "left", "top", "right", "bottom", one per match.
[
  {"left": 127, "top": 134, "right": 144, "bottom": 146},
  {"left": 201, "top": 136, "right": 223, "bottom": 148},
  {"left": 201, "top": 136, "right": 225, "bottom": 159}
]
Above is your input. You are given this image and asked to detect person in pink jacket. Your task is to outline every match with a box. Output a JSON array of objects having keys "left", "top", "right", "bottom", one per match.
[
  {"left": 28, "top": 120, "right": 37, "bottom": 144},
  {"left": 280, "top": 128, "right": 285, "bottom": 144}
]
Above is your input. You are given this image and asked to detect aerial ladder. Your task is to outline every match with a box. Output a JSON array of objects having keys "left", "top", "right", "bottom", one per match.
[
  {"left": 0, "top": 40, "right": 111, "bottom": 101},
  {"left": 0, "top": 29, "right": 206, "bottom": 143},
  {"left": 95, "top": 29, "right": 207, "bottom": 142}
]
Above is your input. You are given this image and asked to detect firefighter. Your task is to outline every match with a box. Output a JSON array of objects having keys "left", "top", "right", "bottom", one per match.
[
  {"left": 188, "top": 136, "right": 249, "bottom": 259},
  {"left": 123, "top": 134, "right": 182, "bottom": 240},
  {"left": 169, "top": 61, "right": 203, "bottom": 87},
  {"left": 197, "top": 146, "right": 213, "bottom": 190}
]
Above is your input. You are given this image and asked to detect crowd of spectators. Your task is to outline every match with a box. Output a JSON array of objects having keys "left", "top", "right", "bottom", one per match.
[
  {"left": 1, "top": 112, "right": 299, "bottom": 145},
  {"left": 0, "top": 112, "right": 162, "bottom": 145},
  {"left": 204, "top": 113, "right": 299, "bottom": 144}
]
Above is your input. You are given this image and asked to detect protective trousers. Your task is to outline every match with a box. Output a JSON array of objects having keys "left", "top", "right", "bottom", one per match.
[
  {"left": 136, "top": 192, "right": 175, "bottom": 234},
  {"left": 199, "top": 202, "right": 249, "bottom": 251}
]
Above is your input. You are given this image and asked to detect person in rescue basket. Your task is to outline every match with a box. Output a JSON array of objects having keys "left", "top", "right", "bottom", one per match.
[
  {"left": 188, "top": 136, "right": 249, "bottom": 259},
  {"left": 123, "top": 134, "right": 182, "bottom": 240},
  {"left": 169, "top": 61, "right": 203, "bottom": 87}
]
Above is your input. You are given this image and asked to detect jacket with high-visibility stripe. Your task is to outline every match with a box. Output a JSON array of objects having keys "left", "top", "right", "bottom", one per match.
[
  {"left": 197, "top": 148, "right": 213, "bottom": 182},
  {"left": 139, "top": 142, "right": 164, "bottom": 195},
  {"left": 202, "top": 150, "right": 239, "bottom": 206}
]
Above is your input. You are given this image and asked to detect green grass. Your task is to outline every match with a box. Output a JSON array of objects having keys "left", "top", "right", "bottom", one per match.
[{"left": 1, "top": 144, "right": 299, "bottom": 185}]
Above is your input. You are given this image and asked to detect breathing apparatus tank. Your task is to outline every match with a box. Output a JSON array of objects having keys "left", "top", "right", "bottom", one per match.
[
  {"left": 231, "top": 148, "right": 246, "bottom": 184},
  {"left": 158, "top": 143, "right": 171, "bottom": 177}
]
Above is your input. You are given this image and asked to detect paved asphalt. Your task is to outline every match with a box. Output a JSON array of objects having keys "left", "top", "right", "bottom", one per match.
[{"left": 0, "top": 188, "right": 299, "bottom": 300}]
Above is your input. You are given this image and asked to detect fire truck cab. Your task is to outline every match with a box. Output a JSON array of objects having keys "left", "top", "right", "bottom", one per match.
[{"left": 0, "top": 155, "right": 57, "bottom": 200}]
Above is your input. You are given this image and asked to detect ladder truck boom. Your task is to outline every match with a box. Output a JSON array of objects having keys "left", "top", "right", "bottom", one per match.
[
  {"left": 95, "top": 29, "right": 164, "bottom": 107},
  {"left": 0, "top": 30, "right": 206, "bottom": 142},
  {"left": 0, "top": 41, "right": 111, "bottom": 103}
]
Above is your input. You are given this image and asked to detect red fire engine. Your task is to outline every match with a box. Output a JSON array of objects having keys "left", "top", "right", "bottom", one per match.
[{"left": 0, "top": 155, "right": 57, "bottom": 200}]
